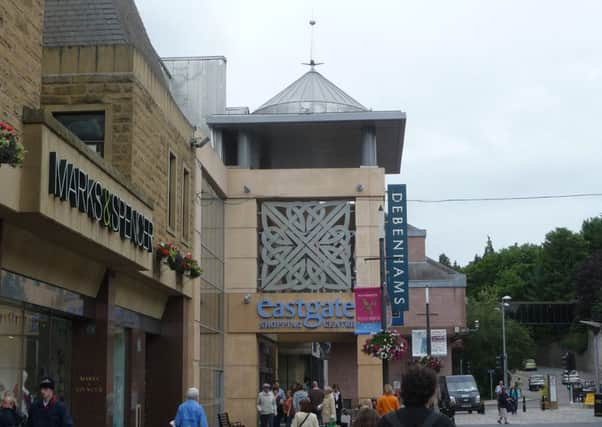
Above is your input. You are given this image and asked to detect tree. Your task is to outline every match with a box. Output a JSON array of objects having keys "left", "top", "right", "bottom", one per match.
[
  {"left": 438, "top": 253, "right": 452, "bottom": 267},
  {"left": 538, "top": 228, "right": 588, "bottom": 301},
  {"left": 463, "top": 289, "right": 536, "bottom": 394},
  {"left": 463, "top": 243, "right": 541, "bottom": 300},
  {"left": 582, "top": 216, "right": 602, "bottom": 253},
  {"left": 575, "top": 250, "right": 602, "bottom": 321},
  {"left": 484, "top": 235, "right": 495, "bottom": 256}
]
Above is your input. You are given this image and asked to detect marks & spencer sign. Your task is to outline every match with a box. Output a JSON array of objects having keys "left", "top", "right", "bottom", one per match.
[
  {"left": 257, "top": 298, "right": 355, "bottom": 329},
  {"left": 48, "top": 152, "right": 153, "bottom": 252}
]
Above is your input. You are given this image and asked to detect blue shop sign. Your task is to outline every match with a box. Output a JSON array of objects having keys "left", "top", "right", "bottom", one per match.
[
  {"left": 386, "top": 184, "right": 410, "bottom": 322},
  {"left": 257, "top": 299, "right": 355, "bottom": 329}
]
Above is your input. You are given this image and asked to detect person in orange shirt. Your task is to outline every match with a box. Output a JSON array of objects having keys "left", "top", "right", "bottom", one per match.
[{"left": 375, "top": 384, "right": 400, "bottom": 416}]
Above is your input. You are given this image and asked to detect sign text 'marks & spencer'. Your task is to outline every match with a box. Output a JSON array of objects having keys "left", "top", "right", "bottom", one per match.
[{"left": 48, "top": 152, "right": 153, "bottom": 252}]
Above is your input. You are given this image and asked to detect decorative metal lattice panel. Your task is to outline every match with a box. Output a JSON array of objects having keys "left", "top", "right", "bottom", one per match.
[{"left": 260, "top": 201, "right": 354, "bottom": 291}]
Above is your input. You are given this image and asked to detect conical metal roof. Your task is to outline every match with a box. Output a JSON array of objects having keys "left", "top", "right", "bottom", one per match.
[{"left": 253, "top": 69, "right": 367, "bottom": 114}]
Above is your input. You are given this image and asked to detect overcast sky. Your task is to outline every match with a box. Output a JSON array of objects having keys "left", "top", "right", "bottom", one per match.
[{"left": 136, "top": 0, "right": 602, "bottom": 265}]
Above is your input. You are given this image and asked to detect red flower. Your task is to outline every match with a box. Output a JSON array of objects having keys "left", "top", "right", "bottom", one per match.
[{"left": 5, "top": 125, "right": 13, "bottom": 132}]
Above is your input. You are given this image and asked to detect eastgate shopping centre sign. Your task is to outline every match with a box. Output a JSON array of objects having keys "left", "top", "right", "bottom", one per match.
[
  {"left": 48, "top": 152, "right": 153, "bottom": 252},
  {"left": 257, "top": 298, "right": 355, "bottom": 329}
]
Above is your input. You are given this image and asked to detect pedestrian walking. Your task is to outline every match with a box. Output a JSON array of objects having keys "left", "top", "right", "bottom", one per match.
[
  {"left": 273, "top": 383, "right": 285, "bottom": 427},
  {"left": 497, "top": 386, "right": 510, "bottom": 425},
  {"left": 351, "top": 408, "right": 380, "bottom": 427},
  {"left": 494, "top": 380, "right": 504, "bottom": 396},
  {"left": 308, "top": 381, "right": 324, "bottom": 416},
  {"left": 258, "top": 383, "right": 277, "bottom": 427},
  {"left": 375, "top": 384, "right": 400, "bottom": 417},
  {"left": 332, "top": 384, "right": 343, "bottom": 426},
  {"left": 321, "top": 387, "right": 336, "bottom": 427},
  {"left": 0, "top": 395, "right": 23, "bottom": 427},
  {"left": 291, "top": 400, "right": 319, "bottom": 427},
  {"left": 174, "top": 387, "right": 208, "bottom": 427},
  {"left": 509, "top": 383, "right": 521, "bottom": 415},
  {"left": 293, "top": 383, "right": 309, "bottom": 414},
  {"left": 283, "top": 390, "right": 294, "bottom": 427},
  {"left": 377, "top": 366, "right": 454, "bottom": 427},
  {"left": 26, "top": 377, "right": 73, "bottom": 427}
]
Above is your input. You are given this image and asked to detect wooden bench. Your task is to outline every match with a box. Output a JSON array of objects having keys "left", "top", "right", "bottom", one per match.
[{"left": 218, "top": 412, "right": 244, "bottom": 427}]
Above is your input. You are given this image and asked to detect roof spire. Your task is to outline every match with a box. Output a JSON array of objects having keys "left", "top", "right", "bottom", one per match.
[{"left": 302, "top": 19, "right": 323, "bottom": 70}]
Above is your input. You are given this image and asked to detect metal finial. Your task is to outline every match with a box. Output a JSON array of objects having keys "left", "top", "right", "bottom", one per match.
[{"left": 302, "top": 19, "right": 323, "bottom": 69}]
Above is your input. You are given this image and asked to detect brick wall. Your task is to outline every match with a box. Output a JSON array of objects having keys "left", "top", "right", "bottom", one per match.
[{"left": 0, "top": 0, "right": 43, "bottom": 129}]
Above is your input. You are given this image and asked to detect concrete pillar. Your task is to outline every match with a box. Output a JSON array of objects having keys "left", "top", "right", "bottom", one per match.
[
  {"left": 213, "top": 129, "right": 223, "bottom": 160},
  {"left": 361, "top": 126, "right": 377, "bottom": 167},
  {"left": 237, "top": 131, "right": 252, "bottom": 168}
]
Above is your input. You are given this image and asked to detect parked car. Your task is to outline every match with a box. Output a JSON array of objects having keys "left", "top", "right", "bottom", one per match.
[
  {"left": 441, "top": 375, "right": 483, "bottom": 414},
  {"left": 562, "top": 370, "right": 580, "bottom": 385},
  {"left": 528, "top": 374, "right": 545, "bottom": 391},
  {"left": 522, "top": 359, "right": 537, "bottom": 371}
]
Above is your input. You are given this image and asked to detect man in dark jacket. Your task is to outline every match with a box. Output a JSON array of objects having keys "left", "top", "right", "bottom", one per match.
[
  {"left": 27, "top": 378, "right": 73, "bottom": 427},
  {"left": 378, "top": 367, "right": 453, "bottom": 427}
]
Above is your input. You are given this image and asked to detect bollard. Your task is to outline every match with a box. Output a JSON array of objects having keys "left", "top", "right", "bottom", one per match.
[{"left": 523, "top": 396, "right": 526, "bottom": 412}]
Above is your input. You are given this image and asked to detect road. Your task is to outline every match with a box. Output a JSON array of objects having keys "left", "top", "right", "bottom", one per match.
[{"left": 454, "top": 367, "right": 601, "bottom": 426}]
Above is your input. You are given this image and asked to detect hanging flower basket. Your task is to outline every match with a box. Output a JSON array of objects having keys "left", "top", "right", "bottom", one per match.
[
  {"left": 0, "top": 122, "right": 25, "bottom": 167},
  {"left": 156, "top": 243, "right": 202, "bottom": 278},
  {"left": 362, "top": 329, "right": 408, "bottom": 361},
  {"left": 411, "top": 356, "right": 443, "bottom": 373},
  {"left": 183, "top": 253, "right": 203, "bottom": 278}
]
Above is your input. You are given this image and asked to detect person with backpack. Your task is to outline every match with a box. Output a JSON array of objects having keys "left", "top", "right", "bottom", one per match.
[
  {"left": 377, "top": 367, "right": 454, "bottom": 427},
  {"left": 291, "top": 400, "right": 319, "bottom": 427}
]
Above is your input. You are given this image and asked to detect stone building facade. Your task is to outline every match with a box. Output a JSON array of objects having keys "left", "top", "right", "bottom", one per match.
[
  {"left": 0, "top": 1, "right": 203, "bottom": 426},
  {"left": 0, "top": 0, "right": 43, "bottom": 130}
]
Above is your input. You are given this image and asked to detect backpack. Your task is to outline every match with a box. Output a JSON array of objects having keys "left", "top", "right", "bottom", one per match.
[{"left": 383, "top": 410, "right": 440, "bottom": 427}]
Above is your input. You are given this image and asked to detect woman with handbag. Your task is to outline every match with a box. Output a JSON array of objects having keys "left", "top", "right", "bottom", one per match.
[{"left": 291, "top": 400, "right": 319, "bottom": 427}]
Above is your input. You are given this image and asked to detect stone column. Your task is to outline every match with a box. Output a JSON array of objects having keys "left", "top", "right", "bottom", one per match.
[
  {"left": 361, "top": 126, "right": 377, "bottom": 167},
  {"left": 355, "top": 196, "right": 384, "bottom": 402},
  {"left": 237, "top": 131, "right": 252, "bottom": 168}
]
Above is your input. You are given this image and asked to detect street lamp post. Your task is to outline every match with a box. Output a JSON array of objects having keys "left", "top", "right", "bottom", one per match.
[
  {"left": 378, "top": 206, "right": 388, "bottom": 385},
  {"left": 501, "top": 295, "right": 512, "bottom": 387},
  {"left": 425, "top": 285, "right": 432, "bottom": 356}
]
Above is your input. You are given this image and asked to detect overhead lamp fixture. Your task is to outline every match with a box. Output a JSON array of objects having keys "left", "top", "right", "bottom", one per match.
[
  {"left": 356, "top": 184, "right": 365, "bottom": 192},
  {"left": 243, "top": 185, "right": 251, "bottom": 194}
]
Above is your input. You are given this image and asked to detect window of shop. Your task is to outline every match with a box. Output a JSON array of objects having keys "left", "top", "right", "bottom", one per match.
[
  {"left": 53, "top": 111, "right": 106, "bottom": 156},
  {"left": 199, "top": 176, "right": 225, "bottom": 426},
  {"left": 0, "top": 301, "right": 73, "bottom": 417}
]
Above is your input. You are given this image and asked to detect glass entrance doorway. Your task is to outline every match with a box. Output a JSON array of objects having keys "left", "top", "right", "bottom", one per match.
[{"left": 0, "top": 300, "right": 72, "bottom": 417}]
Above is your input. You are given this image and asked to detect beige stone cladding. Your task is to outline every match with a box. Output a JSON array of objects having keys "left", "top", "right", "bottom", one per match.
[
  {"left": 41, "top": 45, "right": 196, "bottom": 249},
  {"left": 0, "top": 0, "right": 43, "bottom": 129}
]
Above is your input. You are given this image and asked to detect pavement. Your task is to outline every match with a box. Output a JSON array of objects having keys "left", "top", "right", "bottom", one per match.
[{"left": 455, "top": 367, "right": 601, "bottom": 426}]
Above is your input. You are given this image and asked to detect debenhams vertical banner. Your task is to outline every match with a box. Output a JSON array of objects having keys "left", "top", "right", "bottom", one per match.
[
  {"left": 386, "top": 184, "right": 409, "bottom": 325},
  {"left": 48, "top": 152, "right": 154, "bottom": 252}
]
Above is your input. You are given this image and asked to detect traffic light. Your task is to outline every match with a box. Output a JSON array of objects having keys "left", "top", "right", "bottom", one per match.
[
  {"left": 562, "top": 352, "right": 576, "bottom": 371},
  {"left": 562, "top": 352, "right": 569, "bottom": 370},
  {"left": 568, "top": 352, "right": 576, "bottom": 371},
  {"left": 466, "top": 360, "right": 472, "bottom": 374},
  {"left": 496, "top": 354, "right": 503, "bottom": 371}
]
